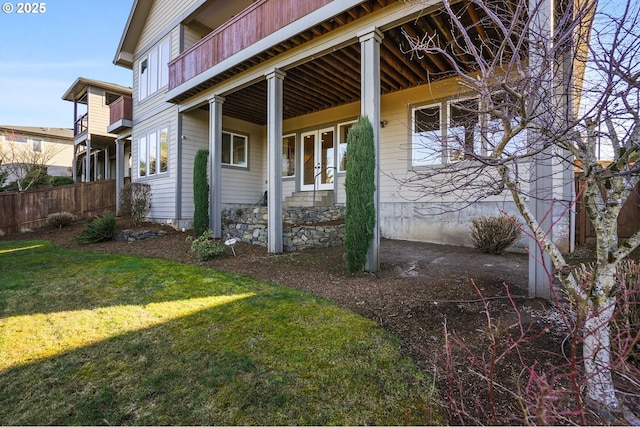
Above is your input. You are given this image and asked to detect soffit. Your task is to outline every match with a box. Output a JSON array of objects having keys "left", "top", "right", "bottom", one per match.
[{"left": 178, "top": 0, "right": 512, "bottom": 125}]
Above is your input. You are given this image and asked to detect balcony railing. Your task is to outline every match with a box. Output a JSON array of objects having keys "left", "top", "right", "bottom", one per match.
[
  {"left": 109, "top": 95, "right": 133, "bottom": 127},
  {"left": 168, "top": 0, "right": 331, "bottom": 90},
  {"left": 74, "top": 113, "right": 88, "bottom": 136}
]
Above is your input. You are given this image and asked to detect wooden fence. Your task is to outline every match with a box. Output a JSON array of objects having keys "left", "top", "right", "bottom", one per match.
[
  {"left": 575, "top": 174, "right": 640, "bottom": 245},
  {"left": 0, "top": 180, "right": 116, "bottom": 236}
]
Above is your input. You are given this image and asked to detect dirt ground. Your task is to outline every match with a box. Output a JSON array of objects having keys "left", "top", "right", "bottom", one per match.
[{"left": 3, "top": 219, "right": 639, "bottom": 425}]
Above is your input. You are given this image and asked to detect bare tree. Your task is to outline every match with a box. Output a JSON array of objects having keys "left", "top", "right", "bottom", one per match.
[
  {"left": 0, "top": 131, "right": 61, "bottom": 192},
  {"left": 401, "top": 0, "right": 639, "bottom": 413}
]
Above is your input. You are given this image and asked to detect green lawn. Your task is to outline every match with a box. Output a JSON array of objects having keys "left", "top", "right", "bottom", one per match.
[{"left": 0, "top": 240, "right": 441, "bottom": 425}]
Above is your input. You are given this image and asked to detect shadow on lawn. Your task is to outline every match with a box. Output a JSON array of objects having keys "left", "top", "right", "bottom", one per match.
[
  {"left": 0, "top": 240, "right": 442, "bottom": 425},
  {"left": 0, "top": 239, "right": 265, "bottom": 319},
  {"left": 0, "top": 293, "right": 439, "bottom": 426}
]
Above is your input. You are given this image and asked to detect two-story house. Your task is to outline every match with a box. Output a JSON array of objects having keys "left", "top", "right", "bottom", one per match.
[
  {"left": 0, "top": 125, "right": 74, "bottom": 184},
  {"left": 111, "top": 0, "right": 576, "bottom": 279},
  {"left": 62, "top": 78, "right": 132, "bottom": 184}
]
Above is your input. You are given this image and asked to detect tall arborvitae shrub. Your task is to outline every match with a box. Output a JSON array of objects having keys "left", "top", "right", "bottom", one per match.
[
  {"left": 343, "top": 116, "right": 376, "bottom": 274},
  {"left": 193, "top": 149, "right": 209, "bottom": 237}
]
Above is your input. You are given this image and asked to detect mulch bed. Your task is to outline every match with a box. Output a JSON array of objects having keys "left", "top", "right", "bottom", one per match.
[{"left": 3, "top": 219, "right": 638, "bottom": 425}]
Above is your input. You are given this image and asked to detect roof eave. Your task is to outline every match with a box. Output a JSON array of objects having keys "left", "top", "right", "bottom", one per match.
[{"left": 113, "top": 0, "right": 153, "bottom": 69}]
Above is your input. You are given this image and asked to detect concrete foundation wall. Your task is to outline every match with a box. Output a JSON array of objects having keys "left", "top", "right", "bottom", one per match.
[{"left": 379, "top": 200, "right": 571, "bottom": 253}]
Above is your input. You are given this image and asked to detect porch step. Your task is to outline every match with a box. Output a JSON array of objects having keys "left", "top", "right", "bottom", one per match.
[{"left": 283, "top": 190, "right": 334, "bottom": 208}]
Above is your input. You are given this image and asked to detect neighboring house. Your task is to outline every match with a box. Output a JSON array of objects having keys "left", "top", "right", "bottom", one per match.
[
  {"left": 0, "top": 125, "right": 74, "bottom": 183},
  {"left": 62, "top": 78, "right": 132, "bottom": 184},
  {"left": 111, "top": 0, "right": 575, "bottom": 268}
]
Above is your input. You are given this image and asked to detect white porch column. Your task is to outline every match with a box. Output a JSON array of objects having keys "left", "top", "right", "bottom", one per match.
[
  {"left": 266, "top": 69, "right": 285, "bottom": 253},
  {"left": 103, "top": 149, "right": 109, "bottom": 180},
  {"left": 209, "top": 95, "right": 225, "bottom": 238},
  {"left": 359, "top": 28, "right": 383, "bottom": 272},
  {"left": 528, "top": 0, "right": 554, "bottom": 299},
  {"left": 115, "top": 138, "right": 125, "bottom": 212},
  {"left": 85, "top": 139, "right": 91, "bottom": 183},
  {"left": 72, "top": 144, "right": 78, "bottom": 183}
]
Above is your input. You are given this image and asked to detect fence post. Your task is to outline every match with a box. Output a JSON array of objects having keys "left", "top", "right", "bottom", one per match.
[
  {"left": 15, "top": 192, "right": 21, "bottom": 233},
  {"left": 80, "top": 182, "right": 86, "bottom": 217}
]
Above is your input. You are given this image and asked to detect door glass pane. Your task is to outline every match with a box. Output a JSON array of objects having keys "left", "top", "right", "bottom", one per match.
[
  {"left": 282, "top": 135, "right": 295, "bottom": 177},
  {"left": 338, "top": 123, "right": 353, "bottom": 172},
  {"left": 320, "top": 130, "right": 334, "bottom": 184},
  {"left": 303, "top": 134, "right": 315, "bottom": 186}
]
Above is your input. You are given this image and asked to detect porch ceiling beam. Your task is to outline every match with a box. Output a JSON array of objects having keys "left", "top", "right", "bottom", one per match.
[
  {"left": 171, "top": 0, "right": 436, "bottom": 110},
  {"left": 326, "top": 46, "right": 362, "bottom": 80},
  {"left": 286, "top": 67, "right": 346, "bottom": 105},
  {"left": 312, "top": 58, "right": 362, "bottom": 98},
  {"left": 464, "top": 0, "right": 493, "bottom": 60},
  {"left": 400, "top": 23, "right": 450, "bottom": 74},
  {"left": 380, "top": 41, "right": 426, "bottom": 87},
  {"left": 383, "top": 28, "right": 436, "bottom": 77},
  {"left": 342, "top": 44, "right": 405, "bottom": 92},
  {"left": 429, "top": 9, "right": 476, "bottom": 66},
  {"left": 284, "top": 79, "right": 332, "bottom": 110}
]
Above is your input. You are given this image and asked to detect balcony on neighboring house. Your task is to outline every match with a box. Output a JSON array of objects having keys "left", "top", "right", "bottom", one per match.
[
  {"left": 74, "top": 113, "right": 88, "bottom": 136},
  {"left": 168, "top": 0, "right": 331, "bottom": 93},
  {"left": 107, "top": 95, "right": 133, "bottom": 134}
]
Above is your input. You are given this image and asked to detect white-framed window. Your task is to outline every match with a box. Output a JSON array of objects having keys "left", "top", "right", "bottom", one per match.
[
  {"left": 282, "top": 134, "right": 296, "bottom": 177},
  {"left": 337, "top": 120, "right": 356, "bottom": 172},
  {"left": 483, "top": 92, "right": 527, "bottom": 157},
  {"left": 222, "top": 130, "right": 248, "bottom": 168},
  {"left": 412, "top": 103, "right": 443, "bottom": 167},
  {"left": 138, "top": 37, "right": 170, "bottom": 102},
  {"left": 447, "top": 98, "right": 481, "bottom": 162},
  {"left": 139, "top": 126, "right": 169, "bottom": 177},
  {"left": 411, "top": 96, "right": 525, "bottom": 167},
  {"left": 31, "top": 138, "right": 42, "bottom": 153}
]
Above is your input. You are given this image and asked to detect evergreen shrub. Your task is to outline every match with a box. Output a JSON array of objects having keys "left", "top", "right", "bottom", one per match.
[{"left": 343, "top": 116, "right": 376, "bottom": 274}]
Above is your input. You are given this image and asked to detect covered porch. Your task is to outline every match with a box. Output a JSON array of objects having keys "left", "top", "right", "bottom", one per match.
[
  {"left": 167, "top": 0, "right": 506, "bottom": 263},
  {"left": 161, "top": 0, "right": 567, "bottom": 301}
]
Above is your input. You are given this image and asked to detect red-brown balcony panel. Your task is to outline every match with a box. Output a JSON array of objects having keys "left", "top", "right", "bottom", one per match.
[
  {"left": 169, "top": 0, "right": 332, "bottom": 90},
  {"left": 107, "top": 96, "right": 133, "bottom": 134}
]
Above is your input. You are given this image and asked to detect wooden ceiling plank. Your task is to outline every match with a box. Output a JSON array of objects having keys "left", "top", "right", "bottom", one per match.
[{"left": 400, "top": 23, "right": 450, "bottom": 74}]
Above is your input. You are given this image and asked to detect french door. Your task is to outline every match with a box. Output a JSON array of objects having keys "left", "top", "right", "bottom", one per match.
[{"left": 301, "top": 127, "right": 334, "bottom": 191}]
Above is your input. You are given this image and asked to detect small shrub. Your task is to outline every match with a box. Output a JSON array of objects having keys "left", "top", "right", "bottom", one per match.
[
  {"left": 119, "top": 182, "right": 152, "bottom": 226},
  {"left": 2, "top": 181, "right": 19, "bottom": 192},
  {"left": 21, "top": 165, "right": 49, "bottom": 191},
  {"left": 46, "top": 211, "right": 75, "bottom": 229},
  {"left": 50, "top": 176, "right": 74, "bottom": 187},
  {"left": 186, "top": 229, "right": 225, "bottom": 261},
  {"left": 75, "top": 212, "right": 116, "bottom": 244},
  {"left": 613, "top": 259, "right": 640, "bottom": 362},
  {"left": 470, "top": 214, "right": 522, "bottom": 254}
]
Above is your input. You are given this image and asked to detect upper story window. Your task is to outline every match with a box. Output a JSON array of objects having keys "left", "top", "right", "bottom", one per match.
[
  {"left": 411, "top": 96, "right": 526, "bottom": 167},
  {"left": 31, "top": 138, "right": 42, "bottom": 153},
  {"left": 139, "top": 37, "right": 170, "bottom": 102},
  {"left": 222, "top": 131, "right": 248, "bottom": 168}
]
